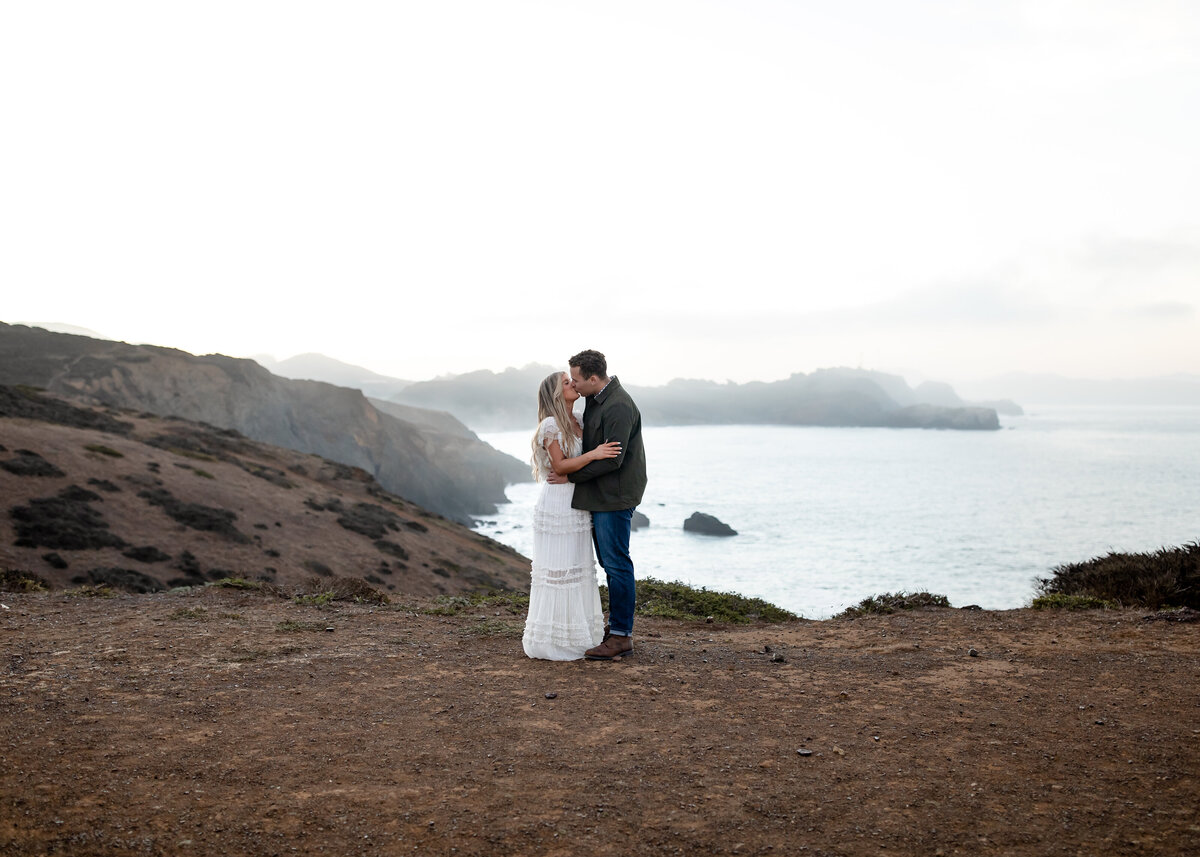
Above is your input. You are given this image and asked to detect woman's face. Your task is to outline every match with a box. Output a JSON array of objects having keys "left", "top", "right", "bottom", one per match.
[{"left": 561, "top": 372, "right": 579, "bottom": 404}]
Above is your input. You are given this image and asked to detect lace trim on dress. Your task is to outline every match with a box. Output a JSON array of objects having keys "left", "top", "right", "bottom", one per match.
[
  {"left": 533, "top": 507, "right": 592, "bottom": 535},
  {"left": 530, "top": 564, "right": 597, "bottom": 587},
  {"left": 532, "top": 416, "right": 581, "bottom": 482},
  {"left": 522, "top": 618, "right": 604, "bottom": 648}
]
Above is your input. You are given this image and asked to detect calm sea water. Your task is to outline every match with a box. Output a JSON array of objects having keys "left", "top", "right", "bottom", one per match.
[{"left": 474, "top": 407, "right": 1200, "bottom": 619}]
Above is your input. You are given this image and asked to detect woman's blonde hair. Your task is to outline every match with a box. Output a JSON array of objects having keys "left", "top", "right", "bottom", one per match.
[{"left": 531, "top": 372, "right": 579, "bottom": 477}]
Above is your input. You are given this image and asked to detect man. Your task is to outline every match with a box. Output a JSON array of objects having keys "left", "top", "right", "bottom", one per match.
[{"left": 566, "top": 349, "right": 647, "bottom": 660}]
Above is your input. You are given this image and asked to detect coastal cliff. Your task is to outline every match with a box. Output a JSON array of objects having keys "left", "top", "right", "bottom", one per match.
[{"left": 0, "top": 323, "right": 528, "bottom": 522}]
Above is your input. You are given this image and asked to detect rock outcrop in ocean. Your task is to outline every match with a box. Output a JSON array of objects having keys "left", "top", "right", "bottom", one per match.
[{"left": 683, "top": 512, "right": 737, "bottom": 537}]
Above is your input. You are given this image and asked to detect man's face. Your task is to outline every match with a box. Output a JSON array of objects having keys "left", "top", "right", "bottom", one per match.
[{"left": 569, "top": 366, "right": 603, "bottom": 397}]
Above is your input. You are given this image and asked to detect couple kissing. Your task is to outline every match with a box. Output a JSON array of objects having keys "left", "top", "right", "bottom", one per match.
[{"left": 522, "top": 349, "right": 647, "bottom": 662}]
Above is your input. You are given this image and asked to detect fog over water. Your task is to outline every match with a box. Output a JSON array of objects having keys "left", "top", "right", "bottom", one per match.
[{"left": 477, "top": 406, "right": 1200, "bottom": 619}]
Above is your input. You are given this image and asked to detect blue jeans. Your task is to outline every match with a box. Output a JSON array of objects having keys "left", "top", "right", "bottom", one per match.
[{"left": 592, "top": 508, "right": 636, "bottom": 637}]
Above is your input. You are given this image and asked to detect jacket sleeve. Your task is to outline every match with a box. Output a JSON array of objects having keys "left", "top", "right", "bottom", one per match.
[{"left": 568, "top": 400, "right": 633, "bottom": 483}]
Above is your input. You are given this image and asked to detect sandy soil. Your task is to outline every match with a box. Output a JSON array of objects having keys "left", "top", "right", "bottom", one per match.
[{"left": 2, "top": 589, "right": 1197, "bottom": 857}]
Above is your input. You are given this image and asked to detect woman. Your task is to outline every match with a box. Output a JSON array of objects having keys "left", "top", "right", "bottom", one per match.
[{"left": 522, "top": 371, "right": 621, "bottom": 660}]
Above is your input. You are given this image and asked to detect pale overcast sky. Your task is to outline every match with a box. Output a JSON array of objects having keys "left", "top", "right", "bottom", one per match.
[{"left": 3, "top": 1, "right": 1197, "bottom": 385}]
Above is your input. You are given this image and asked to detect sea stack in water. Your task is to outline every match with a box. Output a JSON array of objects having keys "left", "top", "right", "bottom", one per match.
[
  {"left": 632, "top": 510, "right": 650, "bottom": 531},
  {"left": 684, "top": 512, "right": 737, "bottom": 537}
]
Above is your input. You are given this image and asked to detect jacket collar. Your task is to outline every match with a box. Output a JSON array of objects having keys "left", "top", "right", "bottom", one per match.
[{"left": 592, "top": 375, "right": 620, "bottom": 404}]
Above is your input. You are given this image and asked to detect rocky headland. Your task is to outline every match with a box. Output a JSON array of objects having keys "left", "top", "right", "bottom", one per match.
[
  {"left": 391, "top": 364, "right": 1008, "bottom": 432},
  {"left": 0, "top": 323, "right": 529, "bottom": 523}
]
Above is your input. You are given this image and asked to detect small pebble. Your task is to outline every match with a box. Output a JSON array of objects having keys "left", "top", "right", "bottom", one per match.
[
  {"left": 968, "top": 648, "right": 979, "bottom": 657},
  {"left": 545, "top": 692, "right": 558, "bottom": 700},
  {"left": 770, "top": 653, "right": 786, "bottom": 663},
  {"left": 796, "top": 748, "right": 813, "bottom": 756}
]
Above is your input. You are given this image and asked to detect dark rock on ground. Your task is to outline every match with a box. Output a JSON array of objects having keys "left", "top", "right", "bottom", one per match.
[
  {"left": 683, "top": 512, "right": 737, "bottom": 537},
  {"left": 632, "top": 510, "right": 650, "bottom": 531},
  {"left": 41, "top": 553, "right": 68, "bottom": 569}
]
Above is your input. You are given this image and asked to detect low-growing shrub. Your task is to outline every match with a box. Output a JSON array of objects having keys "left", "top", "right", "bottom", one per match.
[
  {"left": 84, "top": 444, "right": 124, "bottom": 458},
  {"left": 10, "top": 485, "right": 127, "bottom": 550},
  {"left": 463, "top": 618, "right": 524, "bottom": 637},
  {"left": 2, "top": 449, "right": 66, "bottom": 477},
  {"left": 1031, "top": 593, "right": 1118, "bottom": 611},
  {"left": 603, "top": 578, "right": 798, "bottom": 623},
  {"left": 1037, "top": 542, "right": 1199, "bottom": 610},
  {"left": 168, "top": 607, "right": 209, "bottom": 620},
  {"left": 210, "top": 577, "right": 263, "bottom": 590},
  {"left": 836, "top": 591, "right": 952, "bottom": 619},
  {"left": 424, "top": 589, "right": 530, "bottom": 616},
  {"left": 64, "top": 584, "right": 116, "bottom": 598},
  {"left": 0, "top": 567, "right": 50, "bottom": 593},
  {"left": 293, "top": 576, "right": 388, "bottom": 605}
]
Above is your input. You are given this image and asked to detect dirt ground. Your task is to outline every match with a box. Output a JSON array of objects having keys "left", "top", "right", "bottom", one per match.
[{"left": 2, "top": 589, "right": 1197, "bottom": 857}]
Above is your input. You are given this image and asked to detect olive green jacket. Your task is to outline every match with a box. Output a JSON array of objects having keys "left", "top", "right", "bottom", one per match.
[{"left": 569, "top": 376, "right": 647, "bottom": 512}]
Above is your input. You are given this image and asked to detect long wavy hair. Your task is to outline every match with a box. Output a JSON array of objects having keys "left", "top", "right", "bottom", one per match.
[{"left": 530, "top": 372, "right": 579, "bottom": 477}]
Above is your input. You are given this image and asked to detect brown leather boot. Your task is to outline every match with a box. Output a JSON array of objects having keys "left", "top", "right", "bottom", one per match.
[{"left": 585, "top": 635, "right": 633, "bottom": 660}]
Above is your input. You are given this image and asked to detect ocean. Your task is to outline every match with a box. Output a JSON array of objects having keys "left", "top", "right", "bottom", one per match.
[{"left": 474, "top": 406, "right": 1200, "bottom": 619}]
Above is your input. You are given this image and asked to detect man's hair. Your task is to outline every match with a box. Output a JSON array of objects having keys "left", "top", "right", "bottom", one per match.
[{"left": 568, "top": 349, "right": 607, "bottom": 380}]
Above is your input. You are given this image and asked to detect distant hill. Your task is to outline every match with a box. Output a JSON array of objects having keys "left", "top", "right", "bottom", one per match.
[
  {"left": 16, "top": 321, "right": 112, "bottom": 340},
  {"left": 0, "top": 385, "right": 528, "bottom": 595},
  {"left": 394, "top": 365, "right": 1004, "bottom": 431},
  {"left": 393, "top": 364, "right": 559, "bottom": 432},
  {"left": 956, "top": 372, "right": 1200, "bottom": 407},
  {"left": 0, "top": 323, "right": 529, "bottom": 523},
  {"left": 259, "top": 352, "right": 413, "bottom": 400}
]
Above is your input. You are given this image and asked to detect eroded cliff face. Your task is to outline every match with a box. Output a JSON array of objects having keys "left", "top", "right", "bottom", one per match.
[{"left": 0, "top": 324, "right": 528, "bottom": 522}]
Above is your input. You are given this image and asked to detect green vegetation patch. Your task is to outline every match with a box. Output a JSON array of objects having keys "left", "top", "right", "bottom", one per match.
[
  {"left": 614, "top": 578, "right": 798, "bottom": 623},
  {"left": 836, "top": 591, "right": 952, "bottom": 619},
  {"left": 84, "top": 444, "right": 124, "bottom": 458},
  {"left": 423, "top": 589, "right": 530, "bottom": 616},
  {"left": 63, "top": 584, "right": 116, "bottom": 598},
  {"left": 1031, "top": 593, "right": 1118, "bottom": 611},
  {"left": 0, "top": 567, "right": 50, "bottom": 593},
  {"left": 292, "top": 576, "right": 389, "bottom": 606},
  {"left": 463, "top": 618, "right": 525, "bottom": 637},
  {"left": 1038, "top": 542, "right": 1199, "bottom": 610},
  {"left": 276, "top": 619, "right": 329, "bottom": 632},
  {"left": 210, "top": 577, "right": 267, "bottom": 591}
]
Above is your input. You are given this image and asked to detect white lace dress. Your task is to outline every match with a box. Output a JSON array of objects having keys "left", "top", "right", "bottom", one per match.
[{"left": 522, "top": 416, "right": 605, "bottom": 660}]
